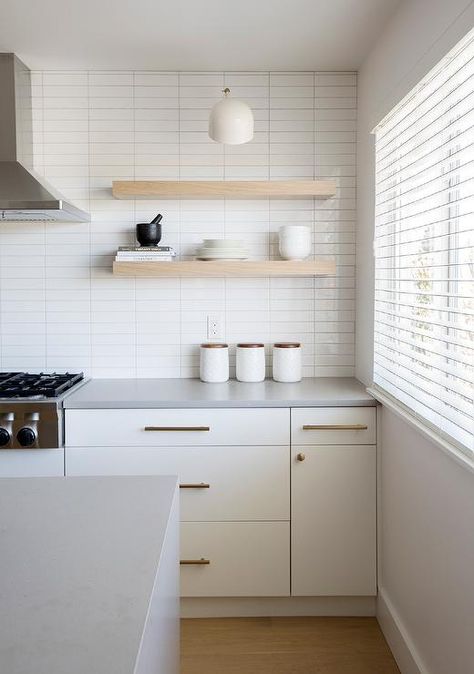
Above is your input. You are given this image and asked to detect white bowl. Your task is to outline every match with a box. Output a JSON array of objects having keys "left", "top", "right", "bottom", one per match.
[
  {"left": 203, "top": 239, "right": 244, "bottom": 248},
  {"left": 199, "top": 247, "right": 248, "bottom": 255},
  {"left": 197, "top": 254, "right": 249, "bottom": 260},
  {"left": 197, "top": 246, "right": 249, "bottom": 259}
]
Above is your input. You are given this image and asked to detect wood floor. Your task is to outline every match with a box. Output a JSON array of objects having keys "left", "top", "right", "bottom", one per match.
[{"left": 181, "top": 617, "right": 400, "bottom": 674}]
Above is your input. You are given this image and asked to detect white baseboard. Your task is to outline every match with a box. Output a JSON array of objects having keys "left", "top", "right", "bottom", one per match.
[
  {"left": 377, "top": 588, "right": 427, "bottom": 674},
  {"left": 181, "top": 596, "right": 376, "bottom": 618}
]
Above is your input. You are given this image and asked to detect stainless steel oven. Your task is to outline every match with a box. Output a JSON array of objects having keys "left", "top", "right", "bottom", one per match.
[{"left": 0, "top": 373, "right": 85, "bottom": 476}]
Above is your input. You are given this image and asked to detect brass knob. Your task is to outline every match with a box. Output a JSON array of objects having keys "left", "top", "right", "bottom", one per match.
[{"left": 296, "top": 452, "right": 306, "bottom": 462}]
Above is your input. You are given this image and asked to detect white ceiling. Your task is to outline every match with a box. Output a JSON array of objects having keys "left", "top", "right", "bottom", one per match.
[{"left": 0, "top": 0, "right": 400, "bottom": 71}]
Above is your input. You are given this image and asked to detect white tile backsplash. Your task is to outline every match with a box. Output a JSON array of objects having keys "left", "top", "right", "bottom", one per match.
[{"left": 0, "top": 71, "right": 356, "bottom": 378}]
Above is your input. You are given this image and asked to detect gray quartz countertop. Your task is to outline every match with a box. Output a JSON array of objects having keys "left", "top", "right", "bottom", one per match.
[
  {"left": 0, "top": 476, "right": 178, "bottom": 674},
  {"left": 64, "top": 377, "right": 375, "bottom": 408}
]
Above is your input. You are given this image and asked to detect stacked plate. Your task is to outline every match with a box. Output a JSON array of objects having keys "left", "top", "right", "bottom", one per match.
[{"left": 196, "top": 239, "right": 248, "bottom": 260}]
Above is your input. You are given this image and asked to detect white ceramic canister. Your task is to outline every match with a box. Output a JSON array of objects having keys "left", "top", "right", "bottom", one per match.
[
  {"left": 235, "top": 343, "right": 266, "bottom": 382},
  {"left": 278, "top": 225, "right": 312, "bottom": 260},
  {"left": 272, "top": 342, "right": 302, "bottom": 382},
  {"left": 200, "top": 343, "right": 229, "bottom": 383}
]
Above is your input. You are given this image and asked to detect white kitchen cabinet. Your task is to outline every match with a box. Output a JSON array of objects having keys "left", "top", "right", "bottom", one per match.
[
  {"left": 65, "top": 402, "right": 377, "bottom": 601},
  {"left": 65, "top": 405, "right": 291, "bottom": 600},
  {"left": 180, "top": 522, "right": 290, "bottom": 597},
  {"left": 66, "top": 444, "right": 290, "bottom": 522},
  {"left": 291, "top": 444, "right": 376, "bottom": 596},
  {"left": 66, "top": 408, "right": 289, "bottom": 447}
]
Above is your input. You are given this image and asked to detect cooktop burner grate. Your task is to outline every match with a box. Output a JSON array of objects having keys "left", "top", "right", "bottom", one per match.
[{"left": 0, "top": 372, "right": 84, "bottom": 398}]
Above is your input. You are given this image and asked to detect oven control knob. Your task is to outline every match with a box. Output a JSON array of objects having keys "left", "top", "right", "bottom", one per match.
[
  {"left": 0, "top": 428, "right": 11, "bottom": 447},
  {"left": 17, "top": 427, "right": 36, "bottom": 447}
]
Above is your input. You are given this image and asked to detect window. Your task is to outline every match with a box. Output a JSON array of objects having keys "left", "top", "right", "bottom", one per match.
[{"left": 373, "top": 29, "right": 474, "bottom": 455}]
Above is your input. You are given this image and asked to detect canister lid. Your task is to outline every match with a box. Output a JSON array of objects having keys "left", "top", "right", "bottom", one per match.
[
  {"left": 200, "top": 343, "right": 228, "bottom": 348},
  {"left": 274, "top": 342, "right": 301, "bottom": 348},
  {"left": 237, "top": 343, "right": 265, "bottom": 348}
]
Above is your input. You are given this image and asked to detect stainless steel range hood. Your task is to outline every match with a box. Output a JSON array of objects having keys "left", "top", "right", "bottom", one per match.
[{"left": 0, "top": 54, "right": 89, "bottom": 222}]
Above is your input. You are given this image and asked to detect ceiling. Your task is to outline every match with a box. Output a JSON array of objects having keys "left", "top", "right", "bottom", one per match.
[{"left": 0, "top": 0, "right": 400, "bottom": 71}]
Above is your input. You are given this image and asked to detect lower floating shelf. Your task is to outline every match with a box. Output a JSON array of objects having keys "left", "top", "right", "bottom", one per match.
[{"left": 113, "top": 259, "right": 335, "bottom": 278}]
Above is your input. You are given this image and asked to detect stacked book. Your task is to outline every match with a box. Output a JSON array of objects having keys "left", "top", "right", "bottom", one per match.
[{"left": 115, "top": 246, "right": 176, "bottom": 262}]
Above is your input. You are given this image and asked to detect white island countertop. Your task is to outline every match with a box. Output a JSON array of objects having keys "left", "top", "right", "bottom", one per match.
[
  {"left": 64, "top": 376, "right": 375, "bottom": 409},
  {"left": 0, "top": 476, "right": 179, "bottom": 674}
]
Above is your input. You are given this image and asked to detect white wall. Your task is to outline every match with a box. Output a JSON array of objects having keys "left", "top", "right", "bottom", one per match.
[
  {"left": 378, "top": 408, "right": 474, "bottom": 674},
  {"left": 357, "top": 1, "right": 474, "bottom": 672},
  {"left": 0, "top": 71, "right": 356, "bottom": 378}
]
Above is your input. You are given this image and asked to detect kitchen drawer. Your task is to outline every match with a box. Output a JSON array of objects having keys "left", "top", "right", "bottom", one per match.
[
  {"left": 291, "top": 407, "right": 376, "bottom": 445},
  {"left": 66, "top": 445, "right": 290, "bottom": 521},
  {"left": 180, "top": 522, "right": 290, "bottom": 597},
  {"left": 66, "top": 408, "right": 289, "bottom": 447}
]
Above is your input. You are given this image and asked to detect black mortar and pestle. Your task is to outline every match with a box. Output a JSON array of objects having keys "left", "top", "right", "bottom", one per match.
[{"left": 136, "top": 213, "right": 163, "bottom": 246}]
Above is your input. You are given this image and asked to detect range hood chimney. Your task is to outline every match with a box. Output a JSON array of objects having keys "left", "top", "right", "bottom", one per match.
[{"left": 0, "top": 54, "right": 89, "bottom": 222}]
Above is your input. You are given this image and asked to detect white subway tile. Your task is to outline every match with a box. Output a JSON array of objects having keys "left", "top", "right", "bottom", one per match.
[
  {"left": 43, "top": 72, "right": 88, "bottom": 86},
  {"left": 43, "top": 85, "right": 88, "bottom": 97},
  {"left": 270, "top": 74, "right": 313, "bottom": 86},
  {"left": 89, "top": 73, "right": 133, "bottom": 86},
  {"left": 135, "top": 73, "right": 179, "bottom": 86},
  {"left": 315, "top": 73, "right": 356, "bottom": 86},
  {"left": 134, "top": 86, "right": 178, "bottom": 98},
  {"left": 224, "top": 74, "right": 268, "bottom": 87},
  {"left": 0, "top": 69, "right": 357, "bottom": 378},
  {"left": 135, "top": 97, "right": 179, "bottom": 109}
]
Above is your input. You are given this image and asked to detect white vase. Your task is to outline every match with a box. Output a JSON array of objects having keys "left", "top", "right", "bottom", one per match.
[{"left": 279, "top": 225, "right": 311, "bottom": 260}]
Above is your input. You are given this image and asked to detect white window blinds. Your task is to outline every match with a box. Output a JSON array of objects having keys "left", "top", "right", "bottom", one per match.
[{"left": 373, "top": 29, "right": 474, "bottom": 455}]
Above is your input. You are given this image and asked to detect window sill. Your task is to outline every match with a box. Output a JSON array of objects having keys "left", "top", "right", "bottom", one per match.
[{"left": 366, "top": 386, "right": 474, "bottom": 475}]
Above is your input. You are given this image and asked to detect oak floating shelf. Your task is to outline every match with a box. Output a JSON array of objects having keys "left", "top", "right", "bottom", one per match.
[
  {"left": 112, "top": 180, "right": 336, "bottom": 200},
  {"left": 113, "top": 259, "right": 336, "bottom": 278}
]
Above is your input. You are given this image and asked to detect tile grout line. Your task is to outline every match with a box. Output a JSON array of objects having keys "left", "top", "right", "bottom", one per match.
[
  {"left": 87, "top": 70, "right": 93, "bottom": 377},
  {"left": 133, "top": 70, "right": 138, "bottom": 377},
  {"left": 42, "top": 71, "right": 47, "bottom": 370},
  {"left": 268, "top": 71, "right": 271, "bottom": 366},
  {"left": 178, "top": 71, "right": 183, "bottom": 376},
  {"left": 313, "top": 71, "right": 317, "bottom": 377}
]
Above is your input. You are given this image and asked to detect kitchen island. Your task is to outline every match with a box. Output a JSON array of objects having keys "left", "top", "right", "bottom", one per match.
[{"left": 0, "top": 476, "right": 179, "bottom": 674}]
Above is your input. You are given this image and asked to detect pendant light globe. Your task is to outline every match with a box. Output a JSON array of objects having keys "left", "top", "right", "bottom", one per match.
[{"left": 208, "top": 88, "right": 254, "bottom": 145}]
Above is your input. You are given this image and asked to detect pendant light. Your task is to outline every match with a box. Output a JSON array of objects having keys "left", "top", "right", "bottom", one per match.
[{"left": 208, "top": 88, "right": 254, "bottom": 145}]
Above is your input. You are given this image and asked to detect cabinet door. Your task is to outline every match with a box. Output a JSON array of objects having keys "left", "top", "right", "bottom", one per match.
[
  {"left": 0, "top": 449, "right": 64, "bottom": 477},
  {"left": 291, "top": 445, "right": 376, "bottom": 596}
]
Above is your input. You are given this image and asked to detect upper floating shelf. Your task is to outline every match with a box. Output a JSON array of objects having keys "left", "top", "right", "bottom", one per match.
[{"left": 112, "top": 180, "right": 336, "bottom": 200}]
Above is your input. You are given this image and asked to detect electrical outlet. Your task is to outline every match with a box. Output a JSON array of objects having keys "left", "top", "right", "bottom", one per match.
[{"left": 207, "top": 314, "right": 223, "bottom": 340}]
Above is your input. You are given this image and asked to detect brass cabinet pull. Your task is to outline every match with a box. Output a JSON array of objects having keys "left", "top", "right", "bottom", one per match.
[
  {"left": 296, "top": 452, "right": 306, "bottom": 462},
  {"left": 144, "top": 426, "right": 210, "bottom": 432},
  {"left": 302, "top": 424, "right": 368, "bottom": 431},
  {"left": 180, "top": 558, "right": 210, "bottom": 565},
  {"left": 179, "top": 483, "right": 210, "bottom": 489}
]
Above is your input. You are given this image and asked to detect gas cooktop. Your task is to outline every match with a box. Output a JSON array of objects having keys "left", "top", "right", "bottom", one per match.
[{"left": 0, "top": 372, "right": 84, "bottom": 399}]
